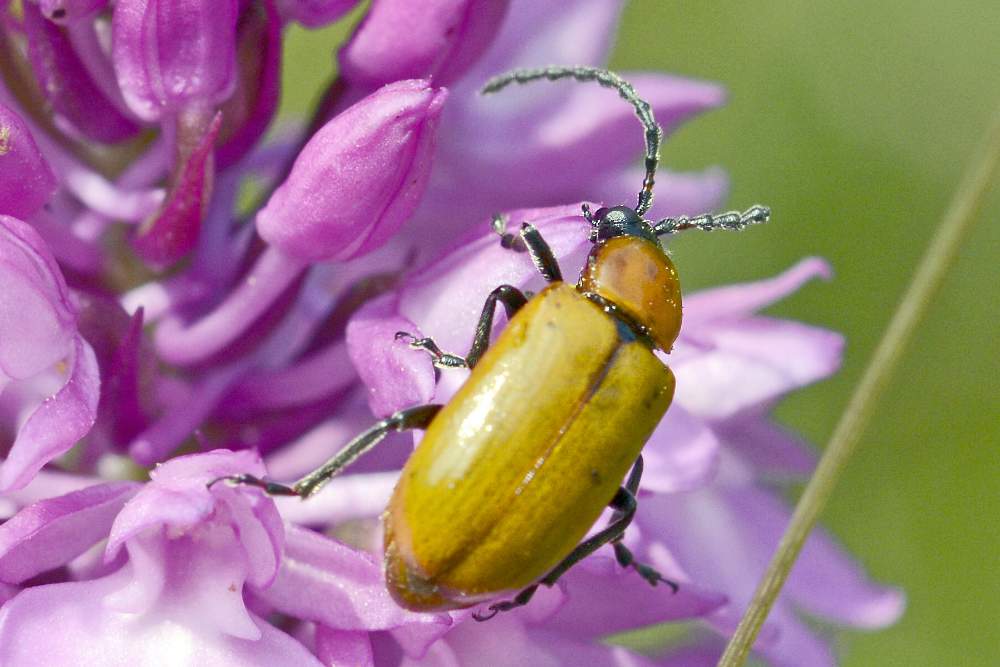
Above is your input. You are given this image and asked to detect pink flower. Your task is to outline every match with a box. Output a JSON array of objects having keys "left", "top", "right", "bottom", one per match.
[{"left": 0, "top": 450, "right": 447, "bottom": 665}]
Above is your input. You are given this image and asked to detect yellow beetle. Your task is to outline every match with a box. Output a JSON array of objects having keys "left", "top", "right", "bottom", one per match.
[{"left": 221, "top": 66, "right": 769, "bottom": 618}]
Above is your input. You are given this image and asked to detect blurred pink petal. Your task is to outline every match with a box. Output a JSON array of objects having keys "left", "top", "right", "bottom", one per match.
[
  {"left": 340, "top": 0, "right": 509, "bottom": 88},
  {"left": 672, "top": 317, "right": 844, "bottom": 420}
]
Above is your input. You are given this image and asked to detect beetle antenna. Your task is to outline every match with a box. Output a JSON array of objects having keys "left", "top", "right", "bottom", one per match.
[
  {"left": 482, "top": 66, "right": 662, "bottom": 217},
  {"left": 652, "top": 205, "right": 771, "bottom": 236}
]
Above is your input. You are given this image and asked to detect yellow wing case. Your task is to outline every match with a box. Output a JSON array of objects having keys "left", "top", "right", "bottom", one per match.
[{"left": 384, "top": 283, "right": 675, "bottom": 610}]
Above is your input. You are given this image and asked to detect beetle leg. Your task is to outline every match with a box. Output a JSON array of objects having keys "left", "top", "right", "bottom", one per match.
[
  {"left": 519, "top": 223, "right": 563, "bottom": 283},
  {"left": 394, "top": 331, "right": 468, "bottom": 369},
  {"left": 466, "top": 285, "right": 528, "bottom": 368},
  {"left": 473, "top": 457, "right": 677, "bottom": 621},
  {"left": 491, "top": 213, "right": 525, "bottom": 251},
  {"left": 393, "top": 282, "right": 530, "bottom": 373},
  {"left": 490, "top": 214, "right": 563, "bottom": 283},
  {"left": 209, "top": 404, "right": 443, "bottom": 498}
]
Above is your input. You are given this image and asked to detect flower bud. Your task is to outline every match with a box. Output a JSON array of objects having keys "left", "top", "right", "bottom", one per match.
[
  {"left": 256, "top": 79, "right": 446, "bottom": 262},
  {"left": 112, "top": 0, "right": 239, "bottom": 122},
  {"left": 339, "top": 0, "right": 509, "bottom": 88},
  {"left": 0, "top": 103, "right": 57, "bottom": 219}
]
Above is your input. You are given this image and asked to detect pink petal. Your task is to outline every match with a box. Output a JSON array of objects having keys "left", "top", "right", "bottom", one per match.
[
  {"left": 716, "top": 418, "right": 817, "bottom": 479},
  {"left": 399, "top": 205, "right": 591, "bottom": 352},
  {"left": 346, "top": 294, "right": 435, "bottom": 417},
  {"left": 107, "top": 449, "right": 267, "bottom": 557},
  {"left": 0, "top": 567, "right": 323, "bottom": 666},
  {"left": 216, "top": 0, "right": 282, "bottom": 169},
  {"left": 0, "top": 104, "right": 57, "bottom": 218},
  {"left": 38, "top": 0, "right": 107, "bottom": 24},
  {"left": 257, "top": 80, "right": 447, "bottom": 262},
  {"left": 273, "top": 470, "right": 397, "bottom": 526},
  {"left": 112, "top": 0, "right": 239, "bottom": 121},
  {"left": 602, "top": 165, "right": 730, "bottom": 220},
  {"left": 672, "top": 318, "right": 844, "bottom": 421},
  {"left": 730, "top": 486, "right": 905, "bottom": 629},
  {"left": 683, "top": 257, "right": 833, "bottom": 327},
  {"left": 22, "top": 3, "right": 140, "bottom": 143},
  {"left": 259, "top": 524, "right": 452, "bottom": 637},
  {"left": 315, "top": 627, "right": 374, "bottom": 667},
  {"left": 217, "top": 485, "right": 285, "bottom": 589},
  {"left": 641, "top": 405, "right": 721, "bottom": 493},
  {"left": 0, "top": 214, "right": 76, "bottom": 381},
  {"left": 0, "top": 482, "right": 139, "bottom": 583},
  {"left": 457, "top": 0, "right": 625, "bottom": 86},
  {"left": 339, "top": 0, "right": 510, "bottom": 88},
  {"left": 0, "top": 335, "right": 100, "bottom": 491},
  {"left": 541, "top": 554, "right": 726, "bottom": 640}
]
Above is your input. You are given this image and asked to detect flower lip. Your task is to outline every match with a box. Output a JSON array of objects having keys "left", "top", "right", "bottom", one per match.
[{"left": 105, "top": 449, "right": 270, "bottom": 559}]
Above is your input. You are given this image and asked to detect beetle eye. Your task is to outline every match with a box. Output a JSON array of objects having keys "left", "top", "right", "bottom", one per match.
[{"left": 592, "top": 207, "right": 611, "bottom": 222}]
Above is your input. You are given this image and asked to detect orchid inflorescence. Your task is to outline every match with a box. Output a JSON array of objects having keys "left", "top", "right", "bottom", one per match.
[{"left": 0, "top": 1, "right": 902, "bottom": 665}]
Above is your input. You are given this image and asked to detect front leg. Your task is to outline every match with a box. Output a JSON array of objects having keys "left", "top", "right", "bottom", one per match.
[
  {"left": 397, "top": 284, "right": 529, "bottom": 372},
  {"left": 395, "top": 332, "right": 469, "bottom": 369},
  {"left": 491, "top": 214, "right": 563, "bottom": 283}
]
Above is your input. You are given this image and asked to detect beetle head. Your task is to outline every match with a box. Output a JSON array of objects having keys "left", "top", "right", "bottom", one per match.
[{"left": 589, "top": 205, "right": 658, "bottom": 245}]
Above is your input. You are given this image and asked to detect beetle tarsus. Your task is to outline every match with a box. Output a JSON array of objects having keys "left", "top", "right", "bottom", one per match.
[
  {"left": 491, "top": 213, "right": 527, "bottom": 251},
  {"left": 473, "top": 584, "right": 540, "bottom": 621},
  {"left": 490, "top": 214, "right": 563, "bottom": 282},
  {"left": 207, "top": 474, "right": 300, "bottom": 497},
  {"left": 395, "top": 331, "right": 469, "bottom": 369},
  {"left": 613, "top": 542, "right": 679, "bottom": 593}
]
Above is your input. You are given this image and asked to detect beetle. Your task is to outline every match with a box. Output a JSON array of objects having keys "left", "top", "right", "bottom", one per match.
[{"left": 219, "top": 66, "right": 770, "bottom": 619}]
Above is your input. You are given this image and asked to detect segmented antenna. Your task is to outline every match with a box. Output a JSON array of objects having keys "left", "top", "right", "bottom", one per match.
[
  {"left": 482, "top": 66, "right": 662, "bottom": 217},
  {"left": 653, "top": 205, "right": 771, "bottom": 236}
]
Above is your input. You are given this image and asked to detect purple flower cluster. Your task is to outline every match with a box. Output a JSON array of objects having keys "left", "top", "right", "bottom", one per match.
[{"left": 0, "top": 1, "right": 901, "bottom": 665}]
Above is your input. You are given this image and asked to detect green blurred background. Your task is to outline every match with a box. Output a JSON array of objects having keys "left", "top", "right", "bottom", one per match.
[{"left": 281, "top": 3, "right": 1000, "bottom": 665}]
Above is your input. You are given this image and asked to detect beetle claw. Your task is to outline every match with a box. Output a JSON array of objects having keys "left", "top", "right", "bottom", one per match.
[
  {"left": 472, "top": 605, "right": 502, "bottom": 622},
  {"left": 635, "top": 563, "right": 679, "bottom": 593}
]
